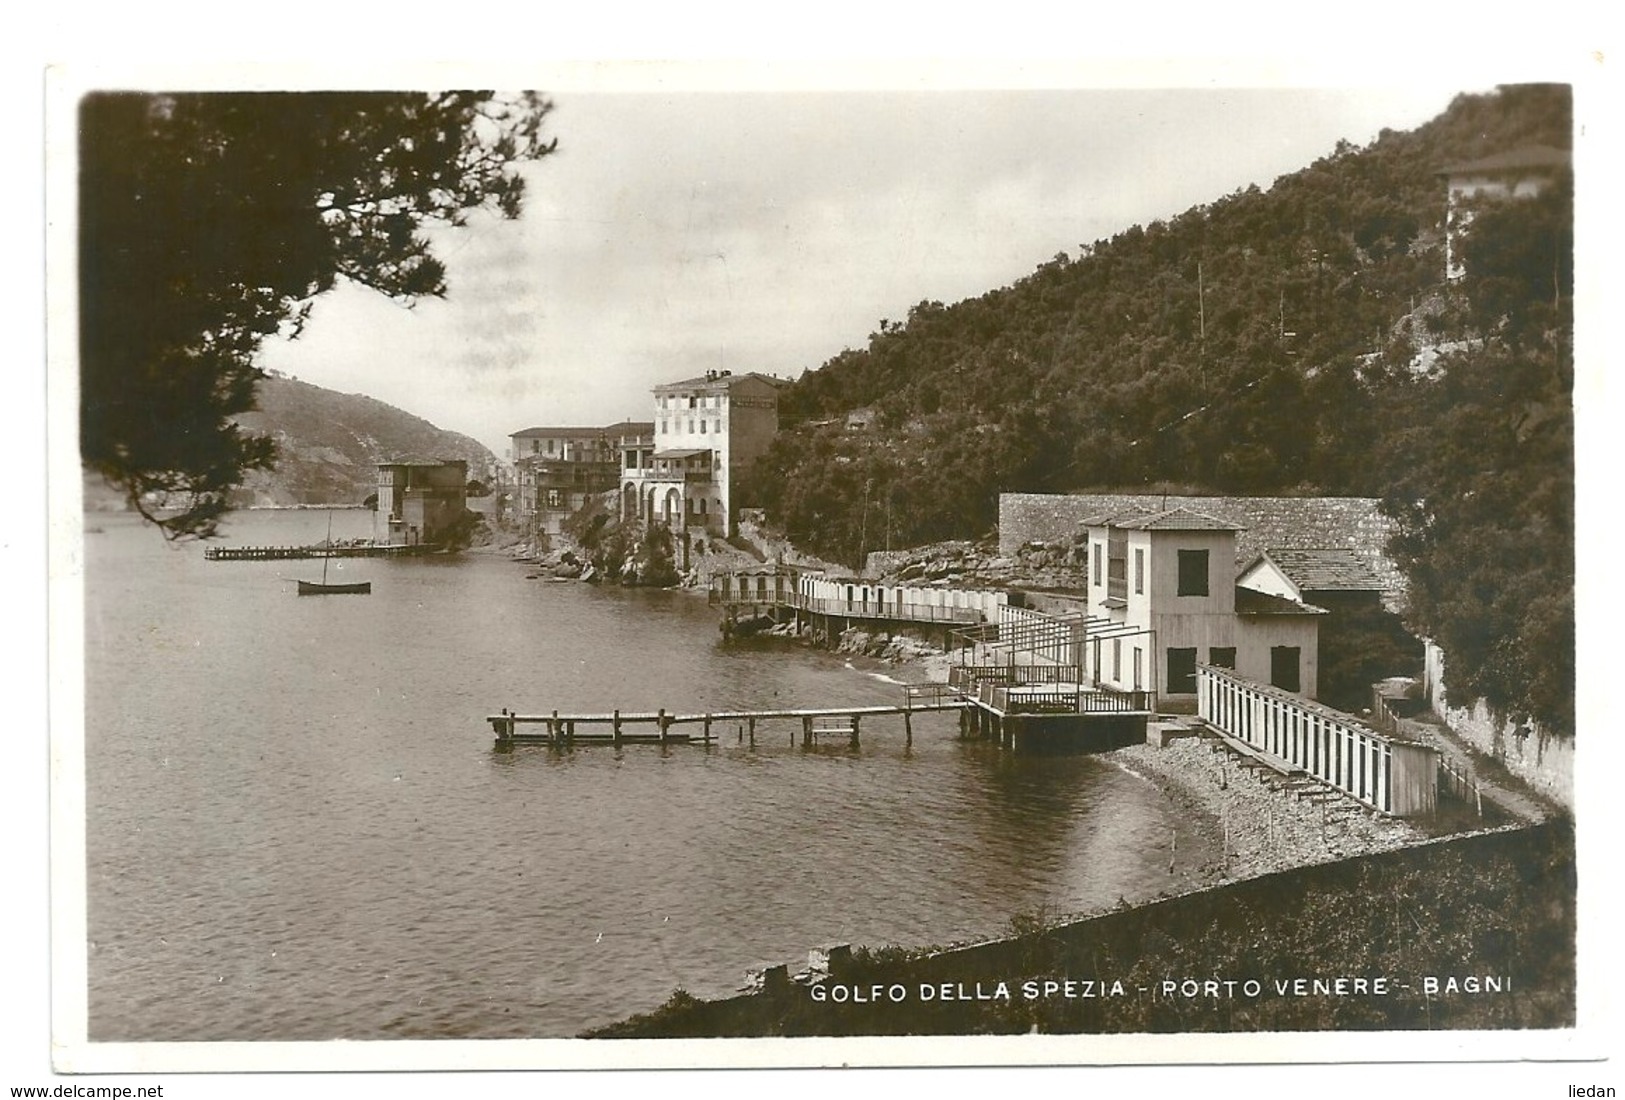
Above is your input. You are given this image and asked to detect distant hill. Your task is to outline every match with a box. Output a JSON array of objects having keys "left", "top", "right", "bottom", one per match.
[{"left": 222, "top": 374, "right": 499, "bottom": 508}]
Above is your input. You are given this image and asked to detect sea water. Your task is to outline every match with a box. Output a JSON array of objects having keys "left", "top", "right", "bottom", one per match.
[{"left": 82, "top": 509, "right": 1192, "bottom": 1039}]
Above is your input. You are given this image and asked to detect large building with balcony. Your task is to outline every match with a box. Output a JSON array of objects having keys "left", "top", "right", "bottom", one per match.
[
  {"left": 621, "top": 370, "right": 783, "bottom": 536},
  {"left": 510, "top": 421, "right": 653, "bottom": 539}
]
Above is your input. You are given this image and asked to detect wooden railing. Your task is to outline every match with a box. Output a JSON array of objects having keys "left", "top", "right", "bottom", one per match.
[
  {"left": 949, "top": 664, "right": 1088, "bottom": 688},
  {"left": 903, "top": 682, "right": 965, "bottom": 709},
  {"left": 798, "top": 596, "right": 982, "bottom": 623},
  {"left": 948, "top": 664, "right": 1150, "bottom": 715},
  {"left": 709, "top": 586, "right": 985, "bottom": 625}
]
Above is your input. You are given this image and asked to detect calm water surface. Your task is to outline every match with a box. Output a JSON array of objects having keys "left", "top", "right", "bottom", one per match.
[{"left": 84, "top": 509, "right": 1192, "bottom": 1039}]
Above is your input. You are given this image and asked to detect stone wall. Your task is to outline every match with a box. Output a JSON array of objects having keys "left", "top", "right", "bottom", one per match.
[
  {"left": 999, "top": 492, "right": 1405, "bottom": 605},
  {"left": 1422, "top": 641, "right": 1574, "bottom": 810}
]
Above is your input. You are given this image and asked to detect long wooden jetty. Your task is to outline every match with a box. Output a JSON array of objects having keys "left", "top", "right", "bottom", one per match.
[
  {"left": 489, "top": 684, "right": 968, "bottom": 749},
  {"left": 204, "top": 543, "right": 431, "bottom": 562}
]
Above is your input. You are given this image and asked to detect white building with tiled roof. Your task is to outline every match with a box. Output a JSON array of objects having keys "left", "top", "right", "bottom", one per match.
[{"left": 1076, "top": 505, "right": 1325, "bottom": 709}]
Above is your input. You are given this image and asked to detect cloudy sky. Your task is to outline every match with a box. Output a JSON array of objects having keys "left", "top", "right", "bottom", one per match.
[{"left": 257, "top": 79, "right": 1472, "bottom": 457}]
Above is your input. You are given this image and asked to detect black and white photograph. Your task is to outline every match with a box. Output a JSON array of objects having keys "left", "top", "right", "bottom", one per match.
[{"left": 24, "top": 34, "right": 1615, "bottom": 1099}]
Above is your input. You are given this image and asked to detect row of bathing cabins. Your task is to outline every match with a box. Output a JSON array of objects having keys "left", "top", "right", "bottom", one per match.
[{"left": 503, "top": 370, "right": 1442, "bottom": 818}]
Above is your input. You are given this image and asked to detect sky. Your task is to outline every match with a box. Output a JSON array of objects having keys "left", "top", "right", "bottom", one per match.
[{"left": 255, "top": 80, "right": 1475, "bottom": 458}]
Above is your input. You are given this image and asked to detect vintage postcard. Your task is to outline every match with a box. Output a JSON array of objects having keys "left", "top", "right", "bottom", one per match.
[{"left": 31, "top": 45, "right": 1614, "bottom": 1098}]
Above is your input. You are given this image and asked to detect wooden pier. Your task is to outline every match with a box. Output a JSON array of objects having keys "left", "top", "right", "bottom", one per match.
[
  {"left": 489, "top": 688, "right": 969, "bottom": 749},
  {"left": 204, "top": 543, "right": 432, "bottom": 562}
]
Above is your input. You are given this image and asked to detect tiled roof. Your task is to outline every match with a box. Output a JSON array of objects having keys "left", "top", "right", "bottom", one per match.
[
  {"left": 1254, "top": 547, "right": 1386, "bottom": 593},
  {"left": 1078, "top": 505, "right": 1155, "bottom": 528},
  {"left": 653, "top": 371, "right": 788, "bottom": 391},
  {"left": 1000, "top": 493, "right": 1406, "bottom": 610},
  {"left": 379, "top": 455, "right": 466, "bottom": 467},
  {"left": 1235, "top": 587, "right": 1327, "bottom": 616},
  {"left": 1439, "top": 144, "right": 1570, "bottom": 176},
  {"left": 511, "top": 426, "right": 614, "bottom": 438},
  {"left": 1115, "top": 506, "right": 1247, "bottom": 531}
]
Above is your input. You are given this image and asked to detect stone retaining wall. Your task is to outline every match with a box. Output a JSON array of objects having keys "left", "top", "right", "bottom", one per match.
[{"left": 1422, "top": 641, "right": 1574, "bottom": 810}]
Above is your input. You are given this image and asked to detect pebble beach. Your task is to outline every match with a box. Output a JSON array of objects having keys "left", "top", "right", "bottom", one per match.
[{"left": 1108, "top": 737, "right": 1428, "bottom": 889}]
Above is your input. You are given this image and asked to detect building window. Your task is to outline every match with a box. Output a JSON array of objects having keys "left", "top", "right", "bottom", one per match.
[
  {"left": 1271, "top": 646, "right": 1302, "bottom": 693},
  {"left": 1132, "top": 647, "right": 1142, "bottom": 690},
  {"left": 660, "top": 419, "right": 667, "bottom": 434},
  {"left": 1134, "top": 548, "right": 1145, "bottom": 595},
  {"left": 1208, "top": 646, "right": 1236, "bottom": 670},
  {"left": 688, "top": 396, "right": 697, "bottom": 409},
  {"left": 1093, "top": 543, "right": 1103, "bottom": 587},
  {"left": 700, "top": 420, "right": 707, "bottom": 433},
  {"left": 713, "top": 419, "right": 721, "bottom": 434},
  {"left": 1177, "top": 549, "right": 1209, "bottom": 596},
  {"left": 1112, "top": 638, "right": 1121, "bottom": 681},
  {"left": 1167, "top": 647, "right": 1197, "bottom": 693},
  {"left": 1107, "top": 538, "right": 1127, "bottom": 597},
  {"left": 688, "top": 419, "right": 695, "bottom": 434}
]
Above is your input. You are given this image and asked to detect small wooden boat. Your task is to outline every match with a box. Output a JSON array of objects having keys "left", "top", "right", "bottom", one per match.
[
  {"left": 297, "top": 512, "right": 371, "bottom": 595},
  {"left": 297, "top": 579, "right": 372, "bottom": 596}
]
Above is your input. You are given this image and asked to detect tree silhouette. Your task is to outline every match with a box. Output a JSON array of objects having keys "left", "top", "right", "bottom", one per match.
[{"left": 79, "top": 90, "right": 556, "bottom": 537}]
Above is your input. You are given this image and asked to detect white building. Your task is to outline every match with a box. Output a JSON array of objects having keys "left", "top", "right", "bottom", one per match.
[
  {"left": 1438, "top": 144, "right": 1569, "bottom": 280},
  {"left": 621, "top": 370, "right": 783, "bottom": 536}
]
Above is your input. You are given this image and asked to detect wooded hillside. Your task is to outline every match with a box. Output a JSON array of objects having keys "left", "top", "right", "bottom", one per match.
[{"left": 743, "top": 84, "right": 1573, "bottom": 737}]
